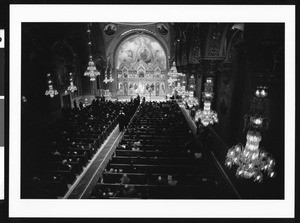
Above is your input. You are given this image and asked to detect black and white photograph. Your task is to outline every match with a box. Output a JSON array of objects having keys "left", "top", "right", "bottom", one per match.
[
  {"left": 21, "top": 22, "right": 285, "bottom": 200},
  {"left": 7, "top": 4, "right": 296, "bottom": 220}
]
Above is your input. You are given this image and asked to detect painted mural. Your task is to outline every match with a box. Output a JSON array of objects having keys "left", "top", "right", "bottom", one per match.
[
  {"left": 116, "top": 35, "right": 167, "bottom": 70},
  {"left": 115, "top": 35, "right": 168, "bottom": 97}
]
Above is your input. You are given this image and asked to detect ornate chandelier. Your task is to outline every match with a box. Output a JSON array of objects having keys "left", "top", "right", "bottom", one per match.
[
  {"left": 225, "top": 130, "right": 275, "bottom": 182},
  {"left": 167, "top": 76, "right": 177, "bottom": 87},
  {"left": 107, "top": 67, "right": 114, "bottom": 82},
  {"left": 168, "top": 61, "right": 183, "bottom": 87},
  {"left": 195, "top": 100, "right": 218, "bottom": 126},
  {"left": 184, "top": 97, "right": 199, "bottom": 108},
  {"left": 103, "top": 56, "right": 114, "bottom": 83},
  {"left": 67, "top": 72, "right": 77, "bottom": 92},
  {"left": 189, "top": 75, "right": 195, "bottom": 90},
  {"left": 45, "top": 73, "right": 58, "bottom": 98},
  {"left": 174, "top": 83, "right": 186, "bottom": 96},
  {"left": 84, "top": 56, "right": 100, "bottom": 81},
  {"left": 195, "top": 77, "right": 218, "bottom": 126},
  {"left": 103, "top": 68, "right": 111, "bottom": 84},
  {"left": 225, "top": 86, "right": 275, "bottom": 182},
  {"left": 84, "top": 24, "right": 100, "bottom": 81}
]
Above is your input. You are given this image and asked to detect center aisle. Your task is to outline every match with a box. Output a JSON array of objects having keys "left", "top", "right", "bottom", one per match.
[{"left": 66, "top": 125, "right": 124, "bottom": 199}]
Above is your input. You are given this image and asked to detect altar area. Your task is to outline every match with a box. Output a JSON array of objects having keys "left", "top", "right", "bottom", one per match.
[
  {"left": 113, "top": 34, "right": 170, "bottom": 99},
  {"left": 116, "top": 95, "right": 167, "bottom": 102}
]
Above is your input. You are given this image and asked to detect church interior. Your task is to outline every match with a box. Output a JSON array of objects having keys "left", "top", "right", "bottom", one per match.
[{"left": 20, "top": 22, "right": 284, "bottom": 200}]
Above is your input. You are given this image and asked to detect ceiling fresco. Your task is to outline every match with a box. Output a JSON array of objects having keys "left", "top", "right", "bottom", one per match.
[{"left": 115, "top": 35, "right": 167, "bottom": 70}]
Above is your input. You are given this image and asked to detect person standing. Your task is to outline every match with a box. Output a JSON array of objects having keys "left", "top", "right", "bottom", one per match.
[
  {"left": 73, "top": 99, "right": 78, "bottom": 110},
  {"left": 118, "top": 110, "right": 126, "bottom": 131},
  {"left": 79, "top": 101, "right": 84, "bottom": 110}
]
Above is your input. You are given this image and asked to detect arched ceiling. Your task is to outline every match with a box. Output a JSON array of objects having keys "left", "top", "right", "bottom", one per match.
[
  {"left": 115, "top": 34, "right": 167, "bottom": 70},
  {"left": 102, "top": 23, "right": 171, "bottom": 68}
]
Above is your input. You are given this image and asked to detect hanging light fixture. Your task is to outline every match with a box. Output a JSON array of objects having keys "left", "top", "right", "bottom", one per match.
[
  {"left": 45, "top": 73, "right": 58, "bottom": 98},
  {"left": 167, "top": 76, "right": 177, "bottom": 87},
  {"left": 67, "top": 72, "right": 77, "bottom": 92},
  {"left": 185, "top": 97, "right": 199, "bottom": 109},
  {"left": 103, "top": 56, "right": 114, "bottom": 83},
  {"left": 174, "top": 82, "right": 186, "bottom": 97},
  {"left": 168, "top": 61, "right": 183, "bottom": 89},
  {"left": 108, "top": 67, "right": 114, "bottom": 82},
  {"left": 103, "top": 68, "right": 109, "bottom": 84},
  {"left": 195, "top": 77, "right": 218, "bottom": 126},
  {"left": 225, "top": 130, "right": 275, "bottom": 182},
  {"left": 225, "top": 86, "right": 275, "bottom": 182},
  {"left": 189, "top": 75, "right": 195, "bottom": 90},
  {"left": 195, "top": 100, "right": 218, "bottom": 126},
  {"left": 84, "top": 23, "right": 100, "bottom": 81}
]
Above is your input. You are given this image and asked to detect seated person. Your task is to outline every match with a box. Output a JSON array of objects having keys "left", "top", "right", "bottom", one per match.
[
  {"left": 155, "top": 176, "right": 167, "bottom": 185},
  {"left": 194, "top": 152, "right": 202, "bottom": 159},
  {"left": 106, "top": 188, "right": 114, "bottom": 197},
  {"left": 120, "top": 173, "right": 131, "bottom": 184},
  {"left": 52, "top": 149, "right": 61, "bottom": 156},
  {"left": 108, "top": 168, "right": 115, "bottom": 173},
  {"left": 102, "top": 188, "right": 113, "bottom": 198},
  {"left": 61, "top": 159, "right": 72, "bottom": 170},
  {"left": 186, "top": 149, "right": 193, "bottom": 159},
  {"left": 122, "top": 184, "right": 137, "bottom": 197},
  {"left": 167, "top": 175, "right": 178, "bottom": 186},
  {"left": 88, "top": 144, "right": 95, "bottom": 153},
  {"left": 133, "top": 140, "right": 141, "bottom": 147},
  {"left": 132, "top": 143, "right": 140, "bottom": 151}
]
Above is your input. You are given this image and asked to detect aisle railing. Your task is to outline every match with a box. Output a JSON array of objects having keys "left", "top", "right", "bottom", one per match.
[{"left": 178, "top": 101, "right": 241, "bottom": 198}]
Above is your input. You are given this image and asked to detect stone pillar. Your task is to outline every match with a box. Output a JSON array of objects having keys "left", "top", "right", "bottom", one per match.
[{"left": 110, "top": 67, "right": 118, "bottom": 98}]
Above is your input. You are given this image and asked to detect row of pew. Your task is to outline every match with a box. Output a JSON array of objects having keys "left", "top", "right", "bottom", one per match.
[
  {"left": 90, "top": 101, "right": 226, "bottom": 199},
  {"left": 23, "top": 99, "right": 139, "bottom": 198}
]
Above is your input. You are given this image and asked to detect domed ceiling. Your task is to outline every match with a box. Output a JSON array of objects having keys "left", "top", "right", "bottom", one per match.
[{"left": 115, "top": 34, "right": 167, "bottom": 70}]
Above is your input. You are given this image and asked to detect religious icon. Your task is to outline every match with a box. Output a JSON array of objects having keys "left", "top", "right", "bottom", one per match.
[
  {"left": 150, "top": 83, "right": 155, "bottom": 91},
  {"left": 124, "top": 82, "right": 128, "bottom": 95},
  {"left": 138, "top": 44, "right": 150, "bottom": 61},
  {"left": 104, "top": 24, "right": 117, "bottom": 36},
  {"left": 138, "top": 69, "right": 145, "bottom": 78},
  {"left": 156, "top": 23, "right": 168, "bottom": 36},
  {"left": 129, "top": 83, "right": 134, "bottom": 95},
  {"left": 161, "top": 83, "right": 165, "bottom": 94},
  {"left": 155, "top": 82, "right": 160, "bottom": 96},
  {"left": 118, "top": 82, "right": 124, "bottom": 95}
]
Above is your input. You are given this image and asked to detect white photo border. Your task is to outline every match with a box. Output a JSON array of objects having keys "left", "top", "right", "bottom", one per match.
[{"left": 9, "top": 4, "right": 295, "bottom": 218}]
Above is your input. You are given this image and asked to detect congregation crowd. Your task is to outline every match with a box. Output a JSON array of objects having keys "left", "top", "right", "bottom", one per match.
[
  {"left": 23, "top": 96, "right": 140, "bottom": 198},
  {"left": 90, "top": 100, "right": 224, "bottom": 199}
]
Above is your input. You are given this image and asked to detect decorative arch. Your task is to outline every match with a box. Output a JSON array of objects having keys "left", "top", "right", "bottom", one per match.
[
  {"left": 224, "top": 28, "right": 244, "bottom": 61},
  {"left": 122, "top": 67, "right": 128, "bottom": 78},
  {"left": 155, "top": 82, "right": 160, "bottom": 96},
  {"left": 134, "top": 60, "right": 148, "bottom": 70},
  {"left": 137, "top": 65, "right": 146, "bottom": 78},
  {"left": 106, "top": 30, "right": 170, "bottom": 66},
  {"left": 154, "top": 67, "right": 161, "bottom": 77}
]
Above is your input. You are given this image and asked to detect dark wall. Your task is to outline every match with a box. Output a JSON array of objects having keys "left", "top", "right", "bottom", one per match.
[
  {"left": 21, "top": 23, "right": 108, "bottom": 118},
  {"left": 210, "top": 23, "right": 284, "bottom": 198}
]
